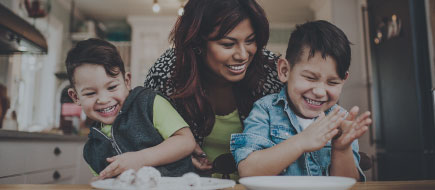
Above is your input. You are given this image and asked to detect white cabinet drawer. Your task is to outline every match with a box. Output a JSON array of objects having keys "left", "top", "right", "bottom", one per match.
[
  {"left": 26, "top": 168, "right": 74, "bottom": 184},
  {"left": 0, "top": 141, "right": 29, "bottom": 177},
  {"left": 26, "top": 142, "right": 77, "bottom": 172},
  {"left": 0, "top": 141, "right": 77, "bottom": 176},
  {"left": 0, "top": 175, "right": 25, "bottom": 184}
]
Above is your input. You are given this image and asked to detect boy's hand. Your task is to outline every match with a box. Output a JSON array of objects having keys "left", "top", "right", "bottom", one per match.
[
  {"left": 98, "top": 152, "right": 145, "bottom": 179},
  {"left": 332, "top": 106, "right": 371, "bottom": 151},
  {"left": 298, "top": 107, "right": 345, "bottom": 152},
  {"left": 90, "top": 176, "right": 100, "bottom": 182}
]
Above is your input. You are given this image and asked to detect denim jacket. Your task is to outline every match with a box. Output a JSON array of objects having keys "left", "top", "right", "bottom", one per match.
[{"left": 230, "top": 87, "right": 365, "bottom": 181}]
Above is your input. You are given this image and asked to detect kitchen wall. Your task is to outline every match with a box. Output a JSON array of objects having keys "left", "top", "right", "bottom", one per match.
[
  {"left": 0, "top": 0, "right": 84, "bottom": 131},
  {"left": 0, "top": 1, "right": 95, "bottom": 184}
]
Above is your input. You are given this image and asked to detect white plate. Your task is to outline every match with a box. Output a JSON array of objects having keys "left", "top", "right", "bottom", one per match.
[
  {"left": 239, "top": 176, "right": 356, "bottom": 190},
  {"left": 91, "top": 177, "right": 236, "bottom": 190}
]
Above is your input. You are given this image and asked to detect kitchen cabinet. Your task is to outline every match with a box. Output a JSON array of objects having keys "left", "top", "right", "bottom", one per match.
[
  {"left": 367, "top": 0, "right": 435, "bottom": 180},
  {"left": 0, "top": 176, "right": 25, "bottom": 184},
  {"left": 0, "top": 131, "right": 93, "bottom": 184}
]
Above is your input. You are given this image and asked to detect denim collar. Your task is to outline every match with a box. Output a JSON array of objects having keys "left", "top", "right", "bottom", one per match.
[
  {"left": 273, "top": 86, "right": 289, "bottom": 107},
  {"left": 272, "top": 86, "right": 304, "bottom": 133}
]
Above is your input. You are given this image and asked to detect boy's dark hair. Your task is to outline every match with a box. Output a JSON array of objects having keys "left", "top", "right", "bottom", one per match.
[
  {"left": 65, "top": 38, "right": 125, "bottom": 86},
  {"left": 285, "top": 20, "right": 351, "bottom": 79}
]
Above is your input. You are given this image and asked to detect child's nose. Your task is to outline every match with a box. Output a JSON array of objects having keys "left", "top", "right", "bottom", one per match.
[
  {"left": 312, "top": 87, "right": 326, "bottom": 97},
  {"left": 96, "top": 98, "right": 109, "bottom": 104},
  {"left": 96, "top": 95, "right": 110, "bottom": 104}
]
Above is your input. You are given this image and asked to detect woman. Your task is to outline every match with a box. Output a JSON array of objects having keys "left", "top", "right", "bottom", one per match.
[{"left": 144, "top": 0, "right": 282, "bottom": 175}]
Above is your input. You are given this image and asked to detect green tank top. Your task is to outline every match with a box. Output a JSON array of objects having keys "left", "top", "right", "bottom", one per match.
[
  {"left": 202, "top": 110, "right": 243, "bottom": 161},
  {"left": 202, "top": 110, "right": 243, "bottom": 179}
]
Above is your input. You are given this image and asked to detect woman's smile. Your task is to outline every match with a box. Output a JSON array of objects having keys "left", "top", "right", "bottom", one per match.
[{"left": 226, "top": 63, "right": 248, "bottom": 74}]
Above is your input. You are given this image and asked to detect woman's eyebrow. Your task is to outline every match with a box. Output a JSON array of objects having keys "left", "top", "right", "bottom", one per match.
[
  {"left": 246, "top": 33, "right": 256, "bottom": 39},
  {"left": 221, "top": 36, "right": 237, "bottom": 41},
  {"left": 222, "top": 33, "right": 256, "bottom": 41}
]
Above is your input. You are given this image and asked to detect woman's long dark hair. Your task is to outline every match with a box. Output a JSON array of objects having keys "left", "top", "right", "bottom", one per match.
[{"left": 170, "top": 0, "right": 270, "bottom": 138}]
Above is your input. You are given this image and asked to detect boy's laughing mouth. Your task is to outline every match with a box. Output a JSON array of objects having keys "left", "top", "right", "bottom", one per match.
[
  {"left": 97, "top": 104, "right": 118, "bottom": 116},
  {"left": 304, "top": 97, "right": 325, "bottom": 106}
]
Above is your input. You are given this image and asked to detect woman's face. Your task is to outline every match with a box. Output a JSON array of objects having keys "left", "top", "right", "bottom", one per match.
[{"left": 205, "top": 18, "right": 257, "bottom": 83}]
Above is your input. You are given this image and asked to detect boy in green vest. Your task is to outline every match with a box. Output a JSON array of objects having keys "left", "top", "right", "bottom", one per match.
[{"left": 66, "top": 38, "right": 195, "bottom": 179}]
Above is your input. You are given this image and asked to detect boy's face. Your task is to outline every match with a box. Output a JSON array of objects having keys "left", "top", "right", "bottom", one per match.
[
  {"left": 68, "top": 64, "right": 131, "bottom": 125},
  {"left": 278, "top": 47, "right": 347, "bottom": 119}
]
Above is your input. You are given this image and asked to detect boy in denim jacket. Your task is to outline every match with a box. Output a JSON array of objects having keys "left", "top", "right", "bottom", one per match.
[{"left": 230, "top": 20, "right": 372, "bottom": 181}]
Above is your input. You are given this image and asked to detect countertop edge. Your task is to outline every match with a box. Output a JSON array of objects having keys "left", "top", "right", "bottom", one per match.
[{"left": 0, "top": 130, "right": 87, "bottom": 141}]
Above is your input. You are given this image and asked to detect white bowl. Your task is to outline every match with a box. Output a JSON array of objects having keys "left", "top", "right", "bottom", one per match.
[{"left": 239, "top": 176, "right": 356, "bottom": 190}]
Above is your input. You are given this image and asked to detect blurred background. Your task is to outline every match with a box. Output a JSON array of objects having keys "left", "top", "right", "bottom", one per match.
[{"left": 0, "top": 0, "right": 434, "bottom": 184}]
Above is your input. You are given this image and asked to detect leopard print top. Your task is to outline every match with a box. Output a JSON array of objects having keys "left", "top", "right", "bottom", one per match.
[{"left": 144, "top": 48, "right": 282, "bottom": 97}]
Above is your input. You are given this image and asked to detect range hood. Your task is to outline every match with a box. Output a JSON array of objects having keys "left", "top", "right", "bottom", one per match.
[{"left": 0, "top": 3, "right": 47, "bottom": 54}]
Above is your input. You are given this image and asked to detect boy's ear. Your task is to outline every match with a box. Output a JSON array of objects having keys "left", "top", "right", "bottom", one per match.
[
  {"left": 67, "top": 88, "right": 80, "bottom": 106},
  {"left": 277, "top": 58, "right": 290, "bottom": 83},
  {"left": 124, "top": 72, "right": 132, "bottom": 90}
]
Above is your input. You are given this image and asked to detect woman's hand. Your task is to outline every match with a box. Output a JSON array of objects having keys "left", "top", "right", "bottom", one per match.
[
  {"left": 332, "top": 106, "right": 371, "bottom": 151},
  {"left": 298, "top": 107, "right": 345, "bottom": 152},
  {"left": 191, "top": 143, "right": 212, "bottom": 171},
  {"left": 98, "top": 152, "right": 145, "bottom": 179}
]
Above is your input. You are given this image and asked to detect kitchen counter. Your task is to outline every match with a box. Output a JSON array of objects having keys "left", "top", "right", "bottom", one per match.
[
  {"left": 0, "top": 184, "right": 93, "bottom": 190},
  {"left": 2, "top": 180, "right": 435, "bottom": 190},
  {"left": 0, "top": 184, "right": 243, "bottom": 190},
  {"left": 0, "top": 130, "right": 87, "bottom": 142}
]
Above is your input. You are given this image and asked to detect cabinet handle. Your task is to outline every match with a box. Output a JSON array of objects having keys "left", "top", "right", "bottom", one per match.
[
  {"left": 54, "top": 147, "right": 61, "bottom": 156},
  {"left": 53, "top": 171, "right": 61, "bottom": 180}
]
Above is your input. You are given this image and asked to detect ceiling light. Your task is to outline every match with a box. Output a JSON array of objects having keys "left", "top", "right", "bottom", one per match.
[
  {"left": 17, "top": 46, "right": 27, "bottom": 52},
  {"left": 152, "top": 0, "right": 160, "bottom": 13},
  {"left": 178, "top": 0, "right": 186, "bottom": 16},
  {"left": 178, "top": 6, "right": 184, "bottom": 16}
]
